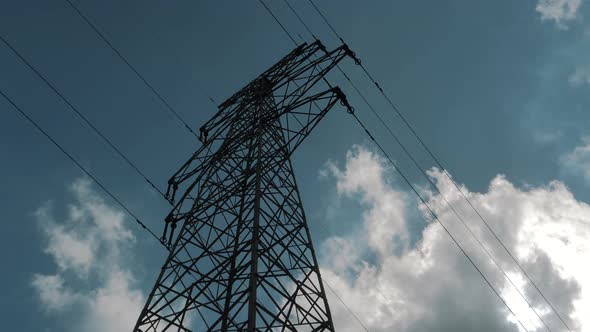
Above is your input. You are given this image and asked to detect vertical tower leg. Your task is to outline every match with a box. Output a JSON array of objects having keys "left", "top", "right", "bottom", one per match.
[{"left": 134, "top": 40, "right": 355, "bottom": 332}]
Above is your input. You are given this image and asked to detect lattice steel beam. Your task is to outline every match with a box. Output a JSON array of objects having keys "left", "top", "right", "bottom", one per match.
[{"left": 134, "top": 40, "right": 356, "bottom": 332}]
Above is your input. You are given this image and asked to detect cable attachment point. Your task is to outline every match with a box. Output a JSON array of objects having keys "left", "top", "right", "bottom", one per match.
[
  {"left": 199, "top": 126, "right": 209, "bottom": 144},
  {"left": 172, "top": 183, "right": 178, "bottom": 204},
  {"left": 315, "top": 39, "right": 328, "bottom": 54},
  {"left": 333, "top": 87, "right": 353, "bottom": 114},
  {"left": 164, "top": 184, "right": 171, "bottom": 201},
  {"left": 166, "top": 178, "right": 178, "bottom": 203},
  {"left": 162, "top": 214, "right": 172, "bottom": 244},
  {"left": 342, "top": 43, "right": 361, "bottom": 65},
  {"left": 165, "top": 214, "right": 178, "bottom": 248}
]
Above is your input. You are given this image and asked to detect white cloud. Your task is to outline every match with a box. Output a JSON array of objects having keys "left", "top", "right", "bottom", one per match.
[
  {"left": 560, "top": 137, "right": 590, "bottom": 181},
  {"left": 32, "top": 178, "right": 144, "bottom": 332},
  {"left": 536, "top": 0, "right": 582, "bottom": 28},
  {"left": 326, "top": 147, "right": 408, "bottom": 257},
  {"left": 31, "top": 274, "right": 80, "bottom": 311},
  {"left": 35, "top": 203, "right": 96, "bottom": 276},
  {"left": 321, "top": 146, "right": 589, "bottom": 332},
  {"left": 569, "top": 66, "right": 590, "bottom": 86},
  {"left": 81, "top": 269, "right": 145, "bottom": 332},
  {"left": 32, "top": 150, "right": 590, "bottom": 331}
]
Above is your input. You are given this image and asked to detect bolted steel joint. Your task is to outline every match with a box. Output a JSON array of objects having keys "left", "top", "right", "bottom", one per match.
[
  {"left": 342, "top": 43, "right": 361, "bottom": 65},
  {"left": 333, "top": 87, "right": 354, "bottom": 114},
  {"left": 199, "top": 126, "right": 209, "bottom": 143}
]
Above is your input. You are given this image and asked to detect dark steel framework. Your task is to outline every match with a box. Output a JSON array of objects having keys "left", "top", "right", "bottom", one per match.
[{"left": 134, "top": 40, "right": 357, "bottom": 332}]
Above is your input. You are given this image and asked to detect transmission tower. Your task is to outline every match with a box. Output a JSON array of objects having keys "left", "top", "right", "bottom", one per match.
[{"left": 134, "top": 40, "right": 358, "bottom": 332}]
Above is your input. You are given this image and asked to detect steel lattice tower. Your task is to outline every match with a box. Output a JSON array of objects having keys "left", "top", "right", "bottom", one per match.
[{"left": 134, "top": 40, "right": 357, "bottom": 332}]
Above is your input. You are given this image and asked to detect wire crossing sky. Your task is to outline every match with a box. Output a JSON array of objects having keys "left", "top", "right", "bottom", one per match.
[
  {"left": 258, "top": 1, "right": 564, "bottom": 330},
  {"left": 302, "top": 1, "right": 574, "bottom": 329},
  {"left": 282, "top": 1, "right": 572, "bottom": 330},
  {"left": 1, "top": 1, "right": 590, "bottom": 331},
  {"left": 0, "top": 88, "right": 164, "bottom": 247}
]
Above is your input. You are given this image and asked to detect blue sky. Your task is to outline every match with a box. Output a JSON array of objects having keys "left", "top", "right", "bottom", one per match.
[{"left": 2, "top": 0, "right": 590, "bottom": 331}]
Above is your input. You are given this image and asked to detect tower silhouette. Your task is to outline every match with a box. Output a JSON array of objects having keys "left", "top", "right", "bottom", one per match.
[{"left": 134, "top": 40, "right": 357, "bottom": 331}]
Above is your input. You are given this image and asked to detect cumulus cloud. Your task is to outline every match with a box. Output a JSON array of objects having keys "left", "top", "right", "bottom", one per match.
[
  {"left": 32, "top": 178, "right": 144, "bottom": 332},
  {"left": 321, "top": 145, "right": 589, "bottom": 332},
  {"left": 31, "top": 274, "right": 80, "bottom": 311},
  {"left": 325, "top": 148, "right": 408, "bottom": 257},
  {"left": 31, "top": 150, "right": 590, "bottom": 332},
  {"left": 536, "top": 0, "right": 582, "bottom": 28},
  {"left": 560, "top": 137, "right": 590, "bottom": 181},
  {"left": 569, "top": 66, "right": 590, "bottom": 86}
]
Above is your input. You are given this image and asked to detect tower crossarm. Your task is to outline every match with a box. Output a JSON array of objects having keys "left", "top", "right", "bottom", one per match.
[
  {"left": 163, "top": 86, "right": 351, "bottom": 244},
  {"left": 164, "top": 40, "right": 355, "bottom": 211},
  {"left": 136, "top": 40, "right": 354, "bottom": 332}
]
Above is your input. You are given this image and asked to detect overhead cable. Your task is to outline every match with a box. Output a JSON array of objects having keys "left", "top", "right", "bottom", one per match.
[
  {"left": 256, "top": 2, "right": 372, "bottom": 330},
  {"left": 63, "top": 0, "right": 216, "bottom": 139},
  {"left": 0, "top": 89, "right": 167, "bottom": 249},
  {"left": 0, "top": 33, "right": 169, "bottom": 203},
  {"left": 273, "top": 1, "right": 540, "bottom": 330},
  {"left": 304, "top": 1, "right": 571, "bottom": 330},
  {"left": 350, "top": 111, "right": 530, "bottom": 332}
]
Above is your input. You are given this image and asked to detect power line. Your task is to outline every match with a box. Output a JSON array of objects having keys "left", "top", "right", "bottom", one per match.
[
  {"left": 0, "top": 88, "right": 167, "bottom": 250},
  {"left": 258, "top": 0, "right": 298, "bottom": 45},
  {"left": 259, "top": 2, "right": 526, "bottom": 328},
  {"left": 316, "top": 31, "right": 551, "bottom": 329},
  {"left": 256, "top": 2, "right": 376, "bottom": 330},
  {"left": 304, "top": 1, "right": 572, "bottom": 330},
  {"left": 63, "top": 0, "right": 215, "bottom": 140},
  {"left": 335, "top": 64, "right": 549, "bottom": 329},
  {"left": 350, "top": 111, "right": 530, "bottom": 332},
  {"left": 270, "top": 2, "right": 542, "bottom": 330},
  {"left": 0, "top": 33, "right": 170, "bottom": 204},
  {"left": 282, "top": 0, "right": 317, "bottom": 39},
  {"left": 323, "top": 279, "right": 370, "bottom": 332},
  {"left": 306, "top": 0, "right": 342, "bottom": 43},
  {"left": 260, "top": 0, "right": 337, "bottom": 94}
]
